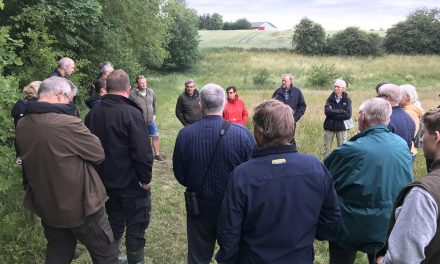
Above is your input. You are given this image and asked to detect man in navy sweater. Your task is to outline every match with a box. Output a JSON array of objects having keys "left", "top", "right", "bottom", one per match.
[
  {"left": 173, "top": 83, "right": 255, "bottom": 264},
  {"left": 216, "top": 99, "right": 340, "bottom": 264}
]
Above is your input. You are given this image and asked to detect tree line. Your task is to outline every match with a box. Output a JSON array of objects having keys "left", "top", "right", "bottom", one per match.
[
  {"left": 292, "top": 8, "right": 440, "bottom": 56},
  {"left": 198, "top": 13, "right": 252, "bottom": 30}
]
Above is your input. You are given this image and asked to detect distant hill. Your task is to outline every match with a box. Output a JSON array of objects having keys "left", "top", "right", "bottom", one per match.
[
  {"left": 198, "top": 29, "right": 386, "bottom": 49},
  {"left": 198, "top": 30, "right": 293, "bottom": 49}
]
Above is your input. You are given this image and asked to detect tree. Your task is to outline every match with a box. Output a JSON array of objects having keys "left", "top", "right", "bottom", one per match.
[
  {"left": 211, "top": 13, "right": 223, "bottom": 30},
  {"left": 292, "top": 17, "right": 326, "bottom": 55},
  {"left": 163, "top": 0, "right": 199, "bottom": 69},
  {"left": 384, "top": 8, "right": 440, "bottom": 54},
  {"left": 325, "top": 27, "right": 383, "bottom": 56},
  {"left": 234, "top": 18, "right": 251, "bottom": 29}
]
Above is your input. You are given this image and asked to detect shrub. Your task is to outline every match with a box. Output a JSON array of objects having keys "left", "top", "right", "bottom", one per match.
[
  {"left": 252, "top": 68, "right": 271, "bottom": 86},
  {"left": 306, "top": 64, "right": 338, "bottom": 88},
  {"left": 325, "top": 27, "right": 384, "bottom": 56}
]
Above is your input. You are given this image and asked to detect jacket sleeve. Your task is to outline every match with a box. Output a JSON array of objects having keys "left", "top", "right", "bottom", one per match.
[
  {"left": 172, "top": 131, "right": 187, "bottom": 186},
  {"left": 242, "top": 101, "right": 249, "bottom": 126},
  {"left": 175, "top": 96, "right": 186, "bottom": 126},
  {"left": 153, "top": 91, "right": 157, "bottom": 115},
  {"left": 315, "top": 164, "right": 341, "bottom": 240},
  {"left": 294, "top": 90, "right": 307, "bottom": 122},
  {"left": 324, "top": 97, "right": 352, "bottom": 120},
  {"left": 129, "top": 112, "right": 153, "bottom": 184},
  {"left": 216, "top": 175, "right": 243, "bottom": 264},
  {"left": 68, "top": 119, "right": 105, "bottom": 165}
]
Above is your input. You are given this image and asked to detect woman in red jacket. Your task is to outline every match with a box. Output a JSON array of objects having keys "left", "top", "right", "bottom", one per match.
[{"left": 223, "top": 86, "right": 249, "bottom": 126}]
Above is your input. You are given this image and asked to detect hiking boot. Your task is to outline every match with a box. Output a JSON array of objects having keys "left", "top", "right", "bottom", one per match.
[
  {"left": 127, "top": 250, "right": 144, "bottom": 264},
  {"left": 154, "top": 155, "right": 166, "bottom": 162}
]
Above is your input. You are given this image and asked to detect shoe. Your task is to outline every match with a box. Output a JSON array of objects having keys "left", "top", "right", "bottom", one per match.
[
  {"left": 154, "top": 155, "right": 166, "bottom": 162},
  {"left": 127, "top": 250, "right": 144, "bottom": 264}
]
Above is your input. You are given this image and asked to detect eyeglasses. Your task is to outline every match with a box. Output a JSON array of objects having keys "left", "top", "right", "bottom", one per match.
[
  {"left": 227, "top": 92, "right": 234, "bottom": 94},
  {"left": 63, "top": 93, "right": 73, "bottom": 103},
  {"left": 334, "top": 86, "right": 344, "bottom": 89}
]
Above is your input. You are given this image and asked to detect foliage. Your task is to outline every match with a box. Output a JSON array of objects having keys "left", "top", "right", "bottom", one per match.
[
  {"left": 163, "top": 0, "right": 200, "bottom": 70},
  {"left": 384, "top": 8, "right": 440, "bottom": 54},
  {"left": 223, "top": 18, "right": 252, "bottom": 30},
  {"left": 199, "top": 12, "right": 223, "bottom": 30},
  {"left": 325, "top": 27, "right": 384, "bottom": 56},
  {"left": 252, "top": 68, "right": 271, "bottom": 86},
  {"left": 292, "top": 17, "right": 326, "bottom": 55},
  {"left": 306, "top": 64, "right": 339, "bottom": 88}
]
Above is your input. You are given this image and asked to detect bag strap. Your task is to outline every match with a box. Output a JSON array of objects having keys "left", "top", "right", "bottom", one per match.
[{"left": 198, "top": 121, "right": 231, "bottom": 191}]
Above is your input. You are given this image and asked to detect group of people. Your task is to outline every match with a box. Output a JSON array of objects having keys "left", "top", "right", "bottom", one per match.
[{"left": 11, "top": 56, "right": 440, "bottom": 264}]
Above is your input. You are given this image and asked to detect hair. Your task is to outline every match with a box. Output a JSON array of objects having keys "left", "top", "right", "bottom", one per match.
[
  {"left": 400, "top": 84, "right": 420, "bottom": 105},
  {"left": 185, "top": 79, "right": 195, "bottom": 86},
  {"left": 226, "top": 86, "right": 237, "bottom": 93},
  {"left": 94, "top": 78, "right": 107, "bottom": 94},
  {"left": 378, "top": 83, "right": 402, "bottom": 104},
  {"left": 375, "top": 82, "right": 388, "bottom": 94},
  {"left": 38, "top": 77, "right": 77, "bottom": 98},
  {"left": 58, "top": 57, "right": 74, "bottom": 70},
  {"left": 359, "top": 98, "right": 392, "bottom": 125},
  {"left": 22, "top": 81, "right": 42, "bottom": 99},
  {"left": 253, "top": 99, "right": 294, "bottom": 147},
  {"left": 106, "top": 69, "right": 130, "bottom": 92},
  {"left": 334, "top": 79, "right": 346, "bottom": 89},
  {"left": 422, "top": 108, "right": 440, "bottom": 135},
  {"left": 136, "top": 75, "right": 147, "bottom": 84},
  {"left": 282, "top": 74, "right": 293, "bottom": 81},
  {"left": 200, "top": 83, "right": 225, "bottom": 114},
  {"left": 98, "top": 61, "right": 114, "bottom": 76}
]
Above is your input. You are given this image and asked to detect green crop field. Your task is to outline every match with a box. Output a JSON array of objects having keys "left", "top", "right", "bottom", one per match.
[{"left": 1, "top": 47, "right": 439, "bottom": 263}]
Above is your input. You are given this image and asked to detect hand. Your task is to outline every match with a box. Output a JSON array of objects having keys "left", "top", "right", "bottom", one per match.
[
  {"left": 376, "top": 256, "right": 384, "bottom": 264},
  {"left": 16, "top": 157, "right": 22, "bottom": 165},
  {"left": 141, "top": 183, "right": 150, "bottom": 190},
  {"left": 153, "top": 115, "right": 156, "bottom": 122}
]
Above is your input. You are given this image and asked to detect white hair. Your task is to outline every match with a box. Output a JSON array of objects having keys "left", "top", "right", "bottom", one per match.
[
  {"left": 400, "top": 84, "right": 422, "bottom": 108},
  {"left": 335, "top": 79, "right": 346, "bottom": 89},
  {"left": 38, "top": 77, "right": 77, "bottom": 98},
  {"left": 359, "top": 98, "right": 391, "bottom": 125},
  {"left": 378, "top": 83, "right": 402, "bottom": 104},
  {"left": 200, "top": 83, "right": 225, "bottom": 114}
]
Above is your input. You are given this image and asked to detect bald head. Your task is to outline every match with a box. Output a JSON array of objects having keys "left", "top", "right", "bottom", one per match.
[{"left": 58, "top": 57, "right": 75, "bottom": 78}]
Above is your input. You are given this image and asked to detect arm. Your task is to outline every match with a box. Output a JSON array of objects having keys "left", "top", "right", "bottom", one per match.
[
  {"left": 129, "top": 112, "right": 153, "bottom": 184},
  {"left": 380, "top": 187, "right": 437, "bottom": 264},
  {"left": 175, "top": 96, "right": 187, "bottom": 126},
  {"left": 216, "top": 175, "right": 244, "bottom": 264},
  {"left": 172, "top": 131, "right": 187, "bottom": 186},
  {"left": 324, "top": 97, "right": 352, "bottom": 120},
  {"left": 294, "top": 90, "right": 307, "bottom": 122},
  {"left": 68, "top": 119, "right": 105, "bottom": 164},
  {"left": 153, "top": 91, "right": 157, "bottom": 115},
  {"left": 316, "top": 165, "right": 341, "bottom": 240},
  {"left": 242, "top": 101, "right": 248, "bottom": 125}
]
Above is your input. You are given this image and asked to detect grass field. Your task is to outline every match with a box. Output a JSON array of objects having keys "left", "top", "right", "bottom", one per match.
[{"left": 1, "top": 49, "right": 439, "bottom": 263}]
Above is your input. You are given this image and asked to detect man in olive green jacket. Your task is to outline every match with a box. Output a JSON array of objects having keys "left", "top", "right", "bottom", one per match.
[
  {"left": 324, "top": 98, "right": 413, "bottom": 264},
  {"left": 16, "top": 77, "right": 118, "bottom": 264}
]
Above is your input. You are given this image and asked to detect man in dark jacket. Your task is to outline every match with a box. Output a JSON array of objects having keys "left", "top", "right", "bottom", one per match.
[
  {"left": 175, "top": 79, "right": 202, "bottom": 126},
  {"left": 86, "top": 70, "right": 153, "bottom": 264},
  {"left": 376, "top": 108, "right": 440, "bottom": 264},
  {"left": 16, "top": 77, "right": 118, "bottom": 264},
  {"left": 216, "top": 99, "right": 341, "bottom": 264},
  {"left": 323, "top": 79, "right": 352, "bottom": 157},
  {"left": 173, "top": 83, "right": 255, "bottom": 264},
  {"left": 47, "top": 57, "right": 75, "bottom": 79},
  {"left": 272, "top": 74, "right": 307, "bottom": 123}
]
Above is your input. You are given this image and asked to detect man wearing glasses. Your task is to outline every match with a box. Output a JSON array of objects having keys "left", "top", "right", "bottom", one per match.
[{"left": 16, "top": 77, "right": 118, "bottom": 263}]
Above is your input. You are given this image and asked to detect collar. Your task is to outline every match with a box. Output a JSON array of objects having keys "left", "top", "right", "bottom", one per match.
[
  {"left": 431, "top": 160, "right": 440, "bottom": 172},
  {"left": 25, "top": 101, "right": 78, "bottom": 116},
  {"left": 251, "top": 144, "right": 298, "bottom": 158},
  {"left": 102, "top": 94, "right": 143, "bottom": 112},
  {"left": 202, "top": 115, "right": 223, "bottom": 120},
  {"left": 350, "top": 124, "right": 389, "bottom": 141},
  {"left": 227, "top": 95, "right": 238, "bottom": 102}
]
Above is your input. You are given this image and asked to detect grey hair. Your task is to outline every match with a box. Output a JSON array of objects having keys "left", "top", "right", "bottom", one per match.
[
  {"left": 99, "top": 61, "right": 114, "bottom": 74},
  {"left": 58, "top": 57, "right": 74, "bottom": 70},
  {"left": 200, "top": 83, "right": 225, "bottom": 114},
  {"left": 38, "top": 77, "right": 77, "bottom": 98},
  {"left": 335, "top": 79, "right": 346, "bottom": 89},
  {"left": 185, "top": 79, "right": 195, "bottom": 86},
  {"left": 359, "top": 98, "right": 391, "bottom": 125},
  {"left": 378, "top": 83, "right": 402, "bottom": 104},
  {"left": 400, "top": 84, "right": 419, "bottom": 104},
  {"left": 282, "top": 74, "right": 293, "bottom": 81}
]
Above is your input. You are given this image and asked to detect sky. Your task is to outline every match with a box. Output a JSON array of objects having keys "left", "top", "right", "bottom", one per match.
[{"left": 187, "top": 0, "right": 440, "bottom": 30}]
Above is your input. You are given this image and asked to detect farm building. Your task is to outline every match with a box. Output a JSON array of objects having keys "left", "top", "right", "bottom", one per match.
[{"left": 250, "top": 22, "right": 278, "bottom": 30}]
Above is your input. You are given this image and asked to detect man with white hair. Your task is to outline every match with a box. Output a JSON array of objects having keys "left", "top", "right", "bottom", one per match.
[
  {"left": 48, "top": 57, "right": 75, "bottom": 79},
  {"left": 324, "top": 98, "right": 413, "bottom": 264},
  {"left": 16, "top": 77, "right": 118, "bottom": 263},
  {"left": 378, "top": 83, "right": 415, "bottom": 150},
  {"left": 323, "top": 79, "right": 352, "bottom": 157},
  {"left": 173, "top": 83, "right": 255, "bottom": 264}
]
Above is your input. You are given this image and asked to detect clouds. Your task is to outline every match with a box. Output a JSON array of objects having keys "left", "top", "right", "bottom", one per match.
[{"left": 187, "top": 0, "right": 440, "bottom": 30}]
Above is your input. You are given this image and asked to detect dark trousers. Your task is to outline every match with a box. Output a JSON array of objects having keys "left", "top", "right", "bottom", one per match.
[
  {"left": 187, "top": 215, "right": 217, "bottom": 264},
  {"left": 106, "top": 188, "right": 151, "bottom": 252},
  {"left": 329, "top": 242, "right": 375, "bottom": 264},
  {"left": 42, "top": 207, "right": 118, "bottom": 264}
]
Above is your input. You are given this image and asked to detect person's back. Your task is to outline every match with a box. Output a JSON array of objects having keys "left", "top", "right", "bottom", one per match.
[{"left": 388, "top": 107, "right": 415, "bottom": 149}]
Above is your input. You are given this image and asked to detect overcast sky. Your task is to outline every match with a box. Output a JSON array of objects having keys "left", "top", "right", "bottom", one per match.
[{"left": 187, "top": 0, "right": 440, "bottom": 30}]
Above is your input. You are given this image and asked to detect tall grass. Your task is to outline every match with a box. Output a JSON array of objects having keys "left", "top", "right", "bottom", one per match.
[{"left": 1, "top": 50, "right": 439, "bottom": 263}]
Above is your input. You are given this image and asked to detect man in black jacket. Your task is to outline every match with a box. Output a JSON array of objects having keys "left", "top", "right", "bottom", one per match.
[
  {"left": 272, "top": 74, "right": 307, "bottom": 123},
  {"left": 86, "top": 69, "right": 153, "bottom": 264},
  {"left": 175, "top": 79, "right": 202, "bottom": 126}
]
